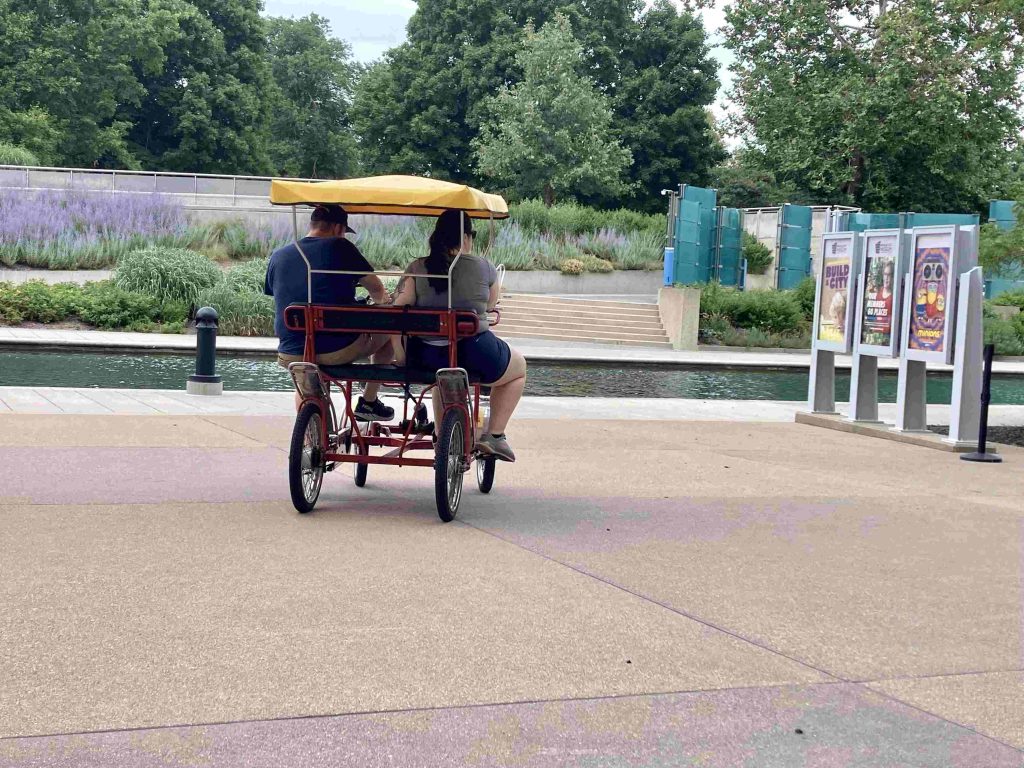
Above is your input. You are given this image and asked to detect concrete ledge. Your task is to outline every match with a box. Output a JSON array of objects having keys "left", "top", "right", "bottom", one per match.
[
  {"left": 502, "top": 270, "right": 660, "bottom": 295},
  {"left": 795, "top": 411, "right": 984, "bottom": 453},
  {"left": 657, "top": 286, "right": 699, "bottom": 350}
]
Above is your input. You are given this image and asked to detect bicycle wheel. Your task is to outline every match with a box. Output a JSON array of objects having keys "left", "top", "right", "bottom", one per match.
[
  {"left": 434, "top": 409, "right": 466, "bottom": 522},
  {"left": 289, "top": 402, "right": 325, "bottom": 513},
  {"left": 476, "top": 456, "right": 496, "bottom": 494}
]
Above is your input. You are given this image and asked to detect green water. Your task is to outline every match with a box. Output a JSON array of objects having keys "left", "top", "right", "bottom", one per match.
[{"left": 2, "top": 350, "right": 1023, "bottom": 403}]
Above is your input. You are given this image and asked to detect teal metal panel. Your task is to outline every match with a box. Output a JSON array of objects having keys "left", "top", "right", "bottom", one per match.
[
  {"left": 671, "top": 185, "right": 718, "bottom": 284},
  {"left": 840, "top": 212, "right": 900, "bottom": 232},
  {"left": 989, "top": 200, "right": 1017, "bottom": 231},
  {"left": 672, "top": 199, "right": 703, "bottom": 284},
  {"left": 777, "top": 204, "right": 813, "bottom": 289},
  {"left": 904, "top": 212, "right": 979, "bottom": 228},
  {"left": 715, "top": 207, "right": 742, "bottom": 286},
  {"left": 985, "top": 276, "right": 1024, "bottom": 299}
]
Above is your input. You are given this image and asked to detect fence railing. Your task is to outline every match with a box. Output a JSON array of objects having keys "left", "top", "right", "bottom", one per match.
[{"left": 0, "top": 164, "right": 316, "bottom": 208}]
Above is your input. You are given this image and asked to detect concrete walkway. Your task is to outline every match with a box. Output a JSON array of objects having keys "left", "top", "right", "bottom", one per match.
[
  {"left": 2, "top": 387, "right": 1024, "bottom": 427},
  {"left": 3, "top": 326, "right": 1024, "bottom": 373},
  {"left": 0, "top": 411, "right": 1021, "bottom": 765}
]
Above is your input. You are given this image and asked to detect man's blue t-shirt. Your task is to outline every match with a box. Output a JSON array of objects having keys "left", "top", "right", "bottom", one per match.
[{"left": 264, "top": 236, "right": 374, "bottom": 355}]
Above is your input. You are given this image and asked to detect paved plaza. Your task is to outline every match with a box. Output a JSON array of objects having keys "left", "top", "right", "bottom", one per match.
[{"left": 0, "top": 405, "right": 1022, "bottom": 766}]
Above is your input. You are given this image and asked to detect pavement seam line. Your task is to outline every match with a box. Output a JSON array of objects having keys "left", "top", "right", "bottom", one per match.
[
  {"left": 459, "top": 523, "right": 1024, "bottom": 756},
  {"left": 198, "top": 416, "right": 287, "bottom": 452},
  {"left": 853, "top": 682, "right": 1024, "bottom": 754},
  {"left": 0, "top": 680, "right": 854, "bottom": 742},
  {"left": 457, "top": 520, "right": 845, "bottom": 684},
  {"left": 857, "top": 667, "right": 1024, "bottom": 685}
]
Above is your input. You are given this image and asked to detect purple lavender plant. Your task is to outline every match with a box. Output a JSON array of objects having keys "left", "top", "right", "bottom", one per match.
[{"left": 0, "top": 189, "right": 190, "bottom": 269}]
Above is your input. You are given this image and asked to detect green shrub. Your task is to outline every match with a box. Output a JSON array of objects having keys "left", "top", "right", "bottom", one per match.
[
  {"left": 792, "top": 276, "right": 817, "bottom": 320},
  {"left": 508, "top": 199, "right": 662, "bottom": 237},
  {"left": 560, "top": 258, "right": 585, "bottom": 275},
  {"left": 194, "top": 283, "right": 274, "bottom": 336},
  {"left": 0, "top": 143, "right": 39, "bottom": 166},
  {"left": 992, "top": 290, "right": 1024, "bottom": 310},
  {"left": 114, "top": 247, "right": 222, "bottom": 306},
  {"left": 741, "top": 231, "right": 773, "bottom": 275},
  {"left": 728, "top": 290, "right": 804, "bottom": 334},
  {"left": 224, "top": 258, "right": 269, "bottom": 294},
  {"left": 698, "top": 282, "right": 805, "bottom": 334},
  {"left": 984, "top": 315, "right": 1024, "bottom": 356},
  {"left": 0, "top": 281, "right": 81, "bottom": 323},
  {"left": 581, "top": 255, "right": 614, "bottom": 273},
  {"left": 77, "top": 282, "right": 185, "bottom": 329},
  {"left": 605, "top": 208, "right": 664, "bottom": 237}
]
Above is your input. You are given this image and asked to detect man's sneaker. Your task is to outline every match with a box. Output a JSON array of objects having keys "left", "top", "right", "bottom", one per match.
[
  {"left": 476, "top": 433, "right": 515, "bottom": 462},
  {"left": 354, "top": 396, "right": 394, "bottom": 422}
]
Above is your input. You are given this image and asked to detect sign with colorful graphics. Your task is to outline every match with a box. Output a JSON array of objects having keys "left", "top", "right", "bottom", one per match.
[
  {"left": 813, "top": 233, "right": 857, "bottom": 353},
  {"left": 905, "top": 228, "right": 957, "bottom": 364},
  {"left": 856, "top": 231, "right": 904, "bottom": 357}
]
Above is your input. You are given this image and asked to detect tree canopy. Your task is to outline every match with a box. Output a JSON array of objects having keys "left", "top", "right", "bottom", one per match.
[
  {"left": 724, "top": 0, "right": 1024, "bottom": 213},
  {"left": 474, "top": 14, "right": 631, "bottom": 206},
  {"left": 352, "top": 0, "right": 721, "bottom": 209}
]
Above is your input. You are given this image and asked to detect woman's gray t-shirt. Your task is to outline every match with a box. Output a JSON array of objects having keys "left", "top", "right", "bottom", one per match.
[{"left": 406, "top": 255, "right": 497, "bottom": 333}]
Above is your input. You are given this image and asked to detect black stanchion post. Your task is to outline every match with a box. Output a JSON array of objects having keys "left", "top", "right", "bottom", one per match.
[
  {"left": 961, "top": 343, "right": 1001, "bottom": 463},
  {"left": 186, "top": 306, "right": 223, "bottom": 396}
]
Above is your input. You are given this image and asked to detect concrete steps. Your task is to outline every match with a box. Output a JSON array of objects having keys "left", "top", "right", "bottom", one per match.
[{"left": 494, "top": 293, "right": 670, "bottom": 348}]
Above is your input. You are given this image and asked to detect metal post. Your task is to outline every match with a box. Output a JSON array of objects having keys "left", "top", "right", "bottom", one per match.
[
  {"left": 961, "top": 344, "right": 1002, "bottom": 463},
  {"left": 186, "top": 307, "right": 223, "bottom": 396},
  {"left": 232, "top": 176, "right": 238, "bottom": 207}
]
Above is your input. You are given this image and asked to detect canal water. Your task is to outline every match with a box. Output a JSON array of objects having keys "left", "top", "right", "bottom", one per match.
[{"left": 2, "top": 350, "right": 1024, "bottom": 403}]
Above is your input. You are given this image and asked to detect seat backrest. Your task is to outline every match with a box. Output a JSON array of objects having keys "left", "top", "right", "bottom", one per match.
[{"left": 284, "top": 304, "right": 480, "bottom": 339}]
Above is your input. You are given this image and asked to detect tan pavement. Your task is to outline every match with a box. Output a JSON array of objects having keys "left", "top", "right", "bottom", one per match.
[{"left": 0, "top": 414, "right": 1021, "bottom": 766}]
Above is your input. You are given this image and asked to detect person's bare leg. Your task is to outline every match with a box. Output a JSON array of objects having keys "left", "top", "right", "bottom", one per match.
[
  {"left": 294, "top": 391, "right": 303, "bottom": 411},
  {"left": 361, "top": 335, "right": 393, "bottom": 401},
  {"left": 486, "top": 349, "right": 527, "bottom": 434}
]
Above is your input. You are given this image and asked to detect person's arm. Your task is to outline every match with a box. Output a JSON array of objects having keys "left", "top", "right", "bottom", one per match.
[
  {"left": 391, "top": 273, "right": 417, "bottom": 307},
  {"left": 263, "top": 257, "right": 274, "bottom": 296},
  {"left": 359, "top": 273, "right": 389, "bottom": 304},
  {"left": 486, "top": 259, "right": 500, "bottom": 311},
  {"left": 349, "top": 244, "right": 389, "bottom": 304}
]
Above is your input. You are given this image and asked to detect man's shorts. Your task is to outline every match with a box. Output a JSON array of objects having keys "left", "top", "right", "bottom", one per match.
[{"left": 277, "top": 333, "right": 384, "bottom": 369}]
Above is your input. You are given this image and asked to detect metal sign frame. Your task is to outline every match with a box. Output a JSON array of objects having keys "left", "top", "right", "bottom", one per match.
[
  {"left": 853, "top": 229, "right": 908, "bottom": 359},
  {"left": 811, "top": 232, "right": 859, "bottom": 354},
  {"left": 904, "top": 225, "right": 959, "bottom": 365}
]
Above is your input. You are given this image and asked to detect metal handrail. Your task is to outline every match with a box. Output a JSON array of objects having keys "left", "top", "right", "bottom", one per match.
[{"left": 0, "top": 163, "right": 316, "bottom": 183}]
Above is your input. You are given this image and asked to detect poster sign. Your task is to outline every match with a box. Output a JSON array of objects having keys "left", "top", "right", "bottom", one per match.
[
  {"left": 856, "top": 231, "right": 902, "bottom": 357},
  {"left": 905, "top": 229, "right": 957, "bottom": 363},
  {"left": 813, "top": 233, "right": 856, "bottom": 352}
]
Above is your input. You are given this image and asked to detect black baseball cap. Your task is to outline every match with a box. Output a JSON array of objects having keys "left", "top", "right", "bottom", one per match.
[{"left": 311, "top": 204, "right": 356, "bottom": 234}]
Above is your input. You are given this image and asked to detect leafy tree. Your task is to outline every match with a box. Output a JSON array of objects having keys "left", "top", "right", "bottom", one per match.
[
  {"left": 265, "top": 15, "right": 359, "bottom": 178},
  {"left": 724, "top": 0, "right": 1024, "bottom": 213},
  {"left": 474, "top": 14, "right": 631, "bottom": 205},
  {"left": 711, "top": 150, "right": 804, "bottom": 209},
  {"left": 0, "top": 0, "right": 162, "bottom": 166},
  {"left": 126, "top": 0, "right": 275, "bottom": 174},
  {"left": 607, "top": 0, "right": 724, "bottom": 212},
  {"left": 352, "top": 0, "right": 721, "bottom": 206}
]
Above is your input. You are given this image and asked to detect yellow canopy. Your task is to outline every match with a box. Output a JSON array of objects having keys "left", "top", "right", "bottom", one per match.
[{"left": 270, "top": 174, "right": 509, "bottom": 218}]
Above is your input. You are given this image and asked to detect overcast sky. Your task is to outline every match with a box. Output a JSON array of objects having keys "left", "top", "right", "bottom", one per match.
[{"left": 262, "top": 0, "right": 736, "bottom": 117}]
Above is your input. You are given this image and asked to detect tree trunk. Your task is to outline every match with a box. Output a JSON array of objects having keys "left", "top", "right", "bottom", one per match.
[
  {"left": 543, "top": 183, "right": 555, "bottom": 207},
  {"left": 844, "top": 151, "right": 865, "bottom": 204}
]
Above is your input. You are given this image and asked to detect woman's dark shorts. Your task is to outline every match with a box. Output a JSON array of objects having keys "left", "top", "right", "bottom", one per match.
[{"left": 406, "top": 330, "right": 512, "bottom": 384}]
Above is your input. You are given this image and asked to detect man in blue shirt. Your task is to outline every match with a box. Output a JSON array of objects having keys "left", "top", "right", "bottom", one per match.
[{"left": 265, "top": 204, "right": 394, "bottom": 421}]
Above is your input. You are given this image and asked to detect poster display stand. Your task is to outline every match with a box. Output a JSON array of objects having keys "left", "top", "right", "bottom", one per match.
[
  {"left": 848, "top": 229, "right": 908, "bottom": 422},
  {"left": 808, "top": 232, "right": 860, "bottom": 413},
  {"left": 892, "top": 226, "right": 982, "bottom": 443}
]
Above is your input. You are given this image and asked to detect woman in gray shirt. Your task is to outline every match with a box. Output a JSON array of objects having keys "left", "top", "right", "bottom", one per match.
[{"left": 393, "top": 209, "right": 526, "bottom": 462}]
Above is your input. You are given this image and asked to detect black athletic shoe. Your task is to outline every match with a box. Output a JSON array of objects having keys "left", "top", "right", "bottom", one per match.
[{"left": 354, "top": 396, "right": 394, "bottom": 422}]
